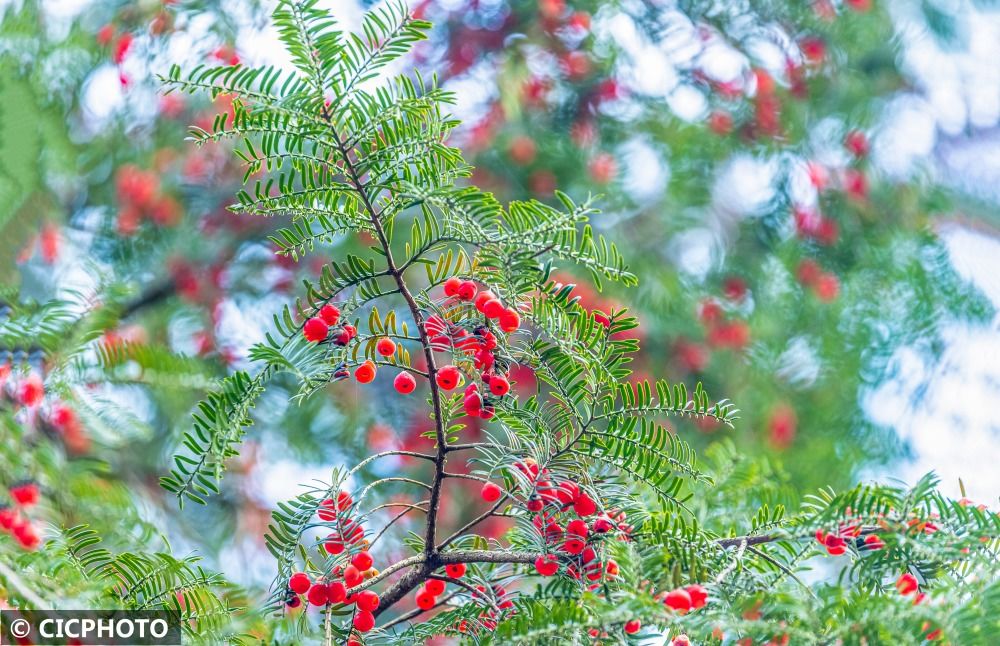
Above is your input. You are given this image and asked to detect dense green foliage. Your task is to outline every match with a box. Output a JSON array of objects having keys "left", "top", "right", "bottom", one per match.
[{"left": 0, "top": 0, "right": 998, "bottom": 644}]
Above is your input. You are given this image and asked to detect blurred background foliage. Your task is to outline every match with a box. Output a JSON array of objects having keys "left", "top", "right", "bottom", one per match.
[{"left": 1, "top": 0, "right": 998, "bottom": 630}]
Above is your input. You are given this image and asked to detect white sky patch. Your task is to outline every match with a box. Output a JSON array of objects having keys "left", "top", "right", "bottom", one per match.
[{"left": 713, "top": 154, "right": 778, "bottom": 218}]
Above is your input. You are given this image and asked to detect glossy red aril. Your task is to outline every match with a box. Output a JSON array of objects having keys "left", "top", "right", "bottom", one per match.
[
  {"left": 443, "top": 276, "right": 462, "bottom": 296},
  {"left": 307, "top": 584, "right": 328, "bottom": 606},
  {"left": 376, "top": 337, "right": 396, "bottom": 356},
  {"left": 357, "top": 590, "right": 379, "bottom": 612},
  {"left": 344, "top": 565, "right": 363, "bottom": 587},
  {"left": 425, "top": 578, "right": 446, "bottom": 595},
  {"left": 480, "top": 482, "right": 502, "bottom": 502},
  {"left": 573, "top": 492, "right": 597, "bottom": 517},
  {"left": 534, "top": 554, "right": 558, "bottom": 576},
  {"left": 352, "top": 551, "right": 373, "bottom": 571},
  {"left": 393, "top": 371, "right": 416, "bottom": 394},
  {"left": 353, "top": 610, "right": 375, "bottom": 632},
  {"left": 686, "top": 584, "right": 708, "bottom": 609},
  {"left": 563, "top": 537, "right": 585, "bottom": 555},
  {"left": 10, "top": 483, "right": 39, "bottom": 507},
  {"left": 624, "top": 619, "right": 641, "bottom": 634},
  {"left": 556, "top": 482, "right": 579, "bottom": 505},
  {"left": 567, "top": 519, "right": 589, "bottom": 538},
  {"left": 436, "top": 365, "right": 460, "bottom": 390},
  {"left": 499, "top": 308, "right": 520, "bottom": 333},
  {"left": 288, "top": 572, "right": 311, "bottom": 594},
  {"left": 303, "top": 317, "right": 329, "bottom": 342},
  {"left": 483, "top": 299, "right": 505, "bottom": 319},
  {"left": 526, "top": 496, "right": 543, "bottom": 512},
  {"left": 665, "top": 588, "right": 692, "bottom": 613},
  {"left": 896, "top": 573, "right": 919, "bottom": 596},
  {"left": 457, "top": 280, "right": 477, "bottom": 301},
  {"left": 355, "top": 361, "right": 377, "bottom": 384},
  {"left": 488, "top": 375, "right": 510, "bottom": 397},
  {"left": 415, "top": 589, "right": 436, "bottom": 610},
  {"left": 327, "top": 581, "right": 347, "bottom": 603},
  {"left": 318, "top": 304, "right": 340, "bottom": 325},
  {"left": 445, "top": 563, "right": 466, "bottom": 578},
  {"left": 475, "top": 290, "right": 495, "bottom": 312}
]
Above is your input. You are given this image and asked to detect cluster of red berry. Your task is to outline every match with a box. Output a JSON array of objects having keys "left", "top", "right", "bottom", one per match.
[
  {"left": 414, "top": 563, "right": 467, "bottom": 610},
  {"left": 114, "top": 164, "right": 182, "bottom": 235},
  {"left": 3, "top": 366, "right": 91, "bottom": 454},
  {"left": 815, "top": 524, "right": 884, "bottom": 556},
  {"left": 0, "top": 482, "right": 41, "bottom": 550},
  {"left": 283, "top": 492, "right": 380, "bottom": 637},
  {"left": 302, "top": 278, "right": 523, "bottom": 408},
  {"left": 658, "top": 583, "right": 709, "bottom": 614},
  {"left": 698, "top": 299, "right": 750, "bottom": 351}
]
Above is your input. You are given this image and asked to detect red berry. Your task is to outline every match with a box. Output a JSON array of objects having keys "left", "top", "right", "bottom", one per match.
[
  {"left": 344, "top": 565, "right": 363, "bottom": 587},
  {"left": 318, "top": 304, "right": 340, "bottom": 325},
  {"left": 307, "top": 584, "right": 328, "bottom": 606},
  {"left": 425, "top": 578, "right": 446, "bottom": 595},
  {"left": 488, "top": 375, "right": 510, "bottom": 397},
  {"left": 436, "top": 365, "right": 460, "bottom": 390},
  {"left": 443, "top": 277, "right": 462, "bottom": 296},
  {"left": 357, "top": 590, "right": 380, "bottom": 612},
  {"left": 415, "top": 590, "right": 436, "bottom": 610},
  {"left": 556, "top": 482, "right": 578, "bottom": 505},
  {"left": 323, "top": 536, "right": 344, "bottom": 555},
  {"left": 499, "top": 308, "right": 520, "bottom": 333},
  {"left": 343, "top": 324, "right": 358, "bottom": 339},
  {"left": 327, "top": 581, "right": 347, "bottom": 603},
  {"left": 393, "top": 371, "right": 417, "bottom": 394},
  {"left": 563, "top": 537, "right": 585, "bottom": 555},
  {"left": 475, "top": 290, "right": 496, "bottom": 312},
  {"left": 526, "top": 496, "right": 544, "bottom": 512},
  {"left": 303, "top": 317, "right": 329, "bottom": 342},
  {"left": 289, "top": 572, "right": 311, "bottom": 594},
  {"left": 353, "top": 610, "right": 375, "bottom": 632},
  {"left": 352, "top": 551, "right": 373, "bottom": 571},
  {"left": 566, "top": 519, "right": 589, "bottom": 538},
  {"left": 534, "top": 554, "right": 559, "bottom": 577},
  {"left": 573, "top": 493, "right": 597, "bottom": 517},
  {"left": 286, "top": 595, "right": 301, "bottom": 608},
  {"left": 480, "top": 482, "right": 502, "bottom": 502},
  {"left": 896, "top": 573, "right": 919, "bottom": 596},
  {"left": 665, "top": 588, "right": 692, "bottom": 613},
  {"left": 482, "top": 299, "right": 505, "bottom": 319},
  {"left": 624, "top": 619, "right": 641, "bottom": 634},
  {"left": 686, "top": 584, "right": 708, "bottom": 609},
  {"left": 445, "top": 563, "right": 466, "bottom": 578},
  {"left": 355, "top": 361, "right": 377, "bottom": 384},
  {"left": 457, "top": 280, "right": 478, "bottom": 301},
  {"left": 376, "top": 337, "right": 396, "bottom": 356},
  {"left": 845, "top": 130, "right": 869, "bottom": 158},
  {"left": 10, "top": 483, "right": 39, "bottom": 507}
]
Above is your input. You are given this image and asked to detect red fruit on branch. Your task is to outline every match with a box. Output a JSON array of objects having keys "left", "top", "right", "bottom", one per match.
[
  {"left": 351, "top": 551, "right": 373, "bottom": 571},
  {"left": 686, "top": 584, "right": 708, "bottom": 609},
  {"left": 436, "top": 365, "right": 460, "bottom": 390},
  {"left": 483, "top": 299, "right": 505, "bottom": 319},
  {"left": 457, "top": 280, "right": 478, "bottom": 301},
  {"left": 488, "top": 375, "right": 510, "bottom": 397},
  {"left": 318, "top": 304, "right": 340, "bottom": 325},
  {"left": 566, "top": 519, "right": 589, "bottom": 538},
  {"left": 10, "top": 482, "right": 39, "bottom": 507},
  {"left": 443, "top": 276, "right": 462, "bottom": 296},
  {"left": 499, "top": 308, "right": 520, "bottom": 333},
  {"left": 445, "top": 563, "right": 466, "bottom": 578},
  {"left": 303, "top": 317, "right": 329, "bottom": 342},
  {"left": 665, "top": 588, "right": 692, "bottom": 613},
  {"left": 624, "top": 619, "right": 641, "bottom": 634},
  {"left": 415, "top": 589, "right": 436, "bottom": 610},
  {"left": 357, "top": 590, "right": 379, "bottom": 612},
  {"left": 344, "top": 565, "right": 363, "bottom": 587},
  {"left": 307, "top": 584, "right": 328, "bottom": 606},
  {"left": 376, "top": 337, "right": 396, "bottom": 356},
  {"left": 534, "top": 554, "right": 559, "bottom": 576},
  {"left": 327, "top": 581, "right": 347, "bottom": 604},
  {"left": 425, "top": 578, "right": 446, "bottom": 595},
  {"left": 393, "top": 371, "right": 416, "bottom": 394},
  {"left": 896, "top": 573, "right": 919, "bottom": 596},
  {"left": 288, "top": 572, "right": 311, "bottom": 595},
  {"left": 355, "top": 361, "right": 377, "bottom": 384},
  {"left": 353, "top": 610, "right": 375, "bottom": 632},
  {"left": 573, "top": 492, "right": 597, "bottom": 517},
  {"left": 480, "top": 482, "right": 502, "bottom": 502}
]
